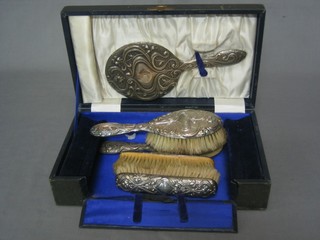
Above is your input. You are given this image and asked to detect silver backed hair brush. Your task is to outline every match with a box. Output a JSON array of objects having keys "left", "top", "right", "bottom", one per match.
[{"left": 90, "top": 109, "right": 227, "bottom": 156}]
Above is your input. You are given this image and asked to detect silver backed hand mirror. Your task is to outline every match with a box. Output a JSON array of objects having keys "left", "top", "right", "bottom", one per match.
[{"left": 105, "top": 42, "right": 246, "bottom": 101}]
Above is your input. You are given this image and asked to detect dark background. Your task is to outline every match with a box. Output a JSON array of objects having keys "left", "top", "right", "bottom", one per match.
[{"left": 1, "top": 0, "right": 319, "bottom": 239}]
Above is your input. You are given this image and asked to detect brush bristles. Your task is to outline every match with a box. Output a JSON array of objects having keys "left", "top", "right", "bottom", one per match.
[
  {"left": 146, "top": 127, "right": 227, "bottom": 156},
  {"left": 114, "top": 152, "right": 220, "bottom": 183}
]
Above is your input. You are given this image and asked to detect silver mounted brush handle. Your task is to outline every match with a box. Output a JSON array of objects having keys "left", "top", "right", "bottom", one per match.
[
  {"left": 116, "top": 173, "right": 218, "bottom": 198},
  {"left": 90, "top": 122, "right": 149, "bottom": 137},
  {"left": 100, "top": 141, "right": 153, "bottom": 154}
]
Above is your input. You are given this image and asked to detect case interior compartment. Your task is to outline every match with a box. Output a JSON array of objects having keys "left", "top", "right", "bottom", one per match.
[{"left": 77, "top": 111, "right": 250, "bottom": 231}]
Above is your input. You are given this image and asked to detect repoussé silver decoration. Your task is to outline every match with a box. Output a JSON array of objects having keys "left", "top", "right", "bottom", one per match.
[
  {"left": 100, "top": 141, "right": 154, "bottom": 154},
  {"left": 106, "top": 42, "right": 246, "bottom": 101},
  {"left": 116, "top": 173, "right": 217, "bottom": 197},
  {"left": 90, "top": 109, "right": 224, "bottom": 139}
]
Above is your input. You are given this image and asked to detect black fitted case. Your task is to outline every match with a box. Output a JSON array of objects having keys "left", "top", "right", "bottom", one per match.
[{"left": 49, "top": 4, "right": 271, "bottom": 231}]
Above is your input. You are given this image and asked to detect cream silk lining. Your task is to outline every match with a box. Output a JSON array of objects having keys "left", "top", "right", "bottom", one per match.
[{"left": 69, "top": 15, "right": 257, "bottom": 103}]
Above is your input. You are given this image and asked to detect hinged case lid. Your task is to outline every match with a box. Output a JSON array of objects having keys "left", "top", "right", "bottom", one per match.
[{"left": 61, "top": 4, "right": 265, "bottom": 112}]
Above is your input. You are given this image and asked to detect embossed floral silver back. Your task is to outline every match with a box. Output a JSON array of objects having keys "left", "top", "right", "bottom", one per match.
[{"left": 145, "top": 109, "right": 223, "bottom": 139}]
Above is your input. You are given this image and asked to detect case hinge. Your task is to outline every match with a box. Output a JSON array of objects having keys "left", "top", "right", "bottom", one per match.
[{"left": 147, "top": 5, "right": 174, "bottom": 11}]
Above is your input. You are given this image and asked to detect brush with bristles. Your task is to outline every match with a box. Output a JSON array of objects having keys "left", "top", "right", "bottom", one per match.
[
  {"left": 91, "top": 109, "right": 227, "bottom": 156},
  {"left": 114, "top": 152, "right": 220, "bottom": 197}
]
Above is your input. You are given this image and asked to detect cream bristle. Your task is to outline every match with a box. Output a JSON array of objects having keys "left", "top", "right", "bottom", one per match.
[
  {"left": 146, "top": 127, "right": 227, "bottom": 156},
  {"left": 114, "top": 152, "right": 220, "bottom": 183}
]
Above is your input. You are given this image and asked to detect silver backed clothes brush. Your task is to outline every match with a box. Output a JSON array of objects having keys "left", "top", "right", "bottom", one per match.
[
  {"left": 105, "top": 42, "right": 246, "bottom": 101},
  {"left": 114, "top": 152, "right": 220, "bottom": 197},
  {"left": 90, "top": 109, "right": 227, "bottom": 156}
]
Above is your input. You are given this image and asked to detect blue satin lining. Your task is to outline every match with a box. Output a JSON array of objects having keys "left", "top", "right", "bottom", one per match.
[
  {"left": 82, "top": 199, "right": 235, "bottom": 230},
  {"left": 81, "top": 111, "right": 249, "bottom": 230}
]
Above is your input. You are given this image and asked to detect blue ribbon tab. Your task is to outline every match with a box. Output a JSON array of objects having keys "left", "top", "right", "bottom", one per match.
[{"left": 195, "top": 51, "right": 208, "bottom": 77}]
